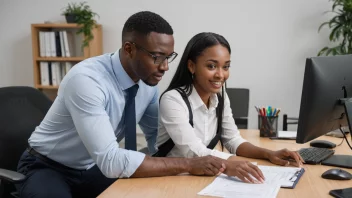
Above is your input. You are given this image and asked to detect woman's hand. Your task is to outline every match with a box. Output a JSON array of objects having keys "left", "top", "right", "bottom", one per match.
[{"left": 267, "top": 149, "right": 304, "bottom": 167}]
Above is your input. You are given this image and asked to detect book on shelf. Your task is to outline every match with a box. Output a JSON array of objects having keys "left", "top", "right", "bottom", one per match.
[
  {"left": 40, "top": 62, "right": 73, "bottom": 86},
  {"left": 38, "top": 30, "right": 82, "bottom": 58},
  {"left": 32, "top": 23, "right": 102, "bottom": 96}
]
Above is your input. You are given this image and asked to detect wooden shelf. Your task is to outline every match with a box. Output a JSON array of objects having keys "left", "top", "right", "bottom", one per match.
[
  {"left": 32, "top": 23, "right": 102, "bottom": 29},
  {"left": 36, "top": 57, "right": 85, "bottom": 61},
  {"left": 32, "top": 23, "right": 82, "bottom": 28},
  {"left": 37, "top": 85, "right": 59, "bottom": 89},
  {"left": 31, "top": 23, "right": 103, "bottom": 99}
]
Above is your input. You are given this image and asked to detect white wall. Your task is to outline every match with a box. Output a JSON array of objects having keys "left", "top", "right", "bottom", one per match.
[{"left": 0, "top": 0, "right": 333, "bottom": 130}]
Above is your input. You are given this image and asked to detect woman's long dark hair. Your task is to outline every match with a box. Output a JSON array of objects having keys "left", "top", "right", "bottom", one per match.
[
  {"left": 161, "top": 32, "right": 231, "bottom": 98},
  {"left": 161, "top": 32, "right": 231, "bottom": 150}
]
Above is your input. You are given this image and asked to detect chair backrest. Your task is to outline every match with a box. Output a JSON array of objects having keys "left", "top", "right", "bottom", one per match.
[
  {"left": 226, "top": 88, "right": 250, "bottom": 129},
  {"left": 0, "top": 86, "right": 52, "bottom": 171},
  {"left": 282, "top": 114, "right": 299, "bottom": 131}
]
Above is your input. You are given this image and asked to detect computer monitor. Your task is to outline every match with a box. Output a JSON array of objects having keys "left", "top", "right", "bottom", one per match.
[{"left": 296, "top": 54, "right": 352, "bottom": 144}]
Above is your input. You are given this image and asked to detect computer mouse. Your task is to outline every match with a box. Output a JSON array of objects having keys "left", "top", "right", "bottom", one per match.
[
  {"left": 321, "top": 168, "right": 352, "bottom": 180},
  {"left": 310, "top": 140, "right": 336, "bottom": 148}
]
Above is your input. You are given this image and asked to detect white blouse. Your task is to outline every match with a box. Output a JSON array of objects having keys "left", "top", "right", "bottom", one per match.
[{"left": 156, "top": 86, "right": 247, "bottom": 159}]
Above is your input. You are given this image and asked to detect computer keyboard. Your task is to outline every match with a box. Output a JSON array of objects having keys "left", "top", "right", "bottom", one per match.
[{"left": 298, "top": 147, "right": 335, "bottom": 164}]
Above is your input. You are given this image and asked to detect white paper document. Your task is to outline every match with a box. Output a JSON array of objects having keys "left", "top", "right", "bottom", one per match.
[
  {"left": 198, "top": 174, "right": 280, "bottom": 198},
  {"left": 277, "top": 131, "right": 297, "bottom": 138},
  {"left": 198, "top": 165, "right": 304, "bottom": 198}
]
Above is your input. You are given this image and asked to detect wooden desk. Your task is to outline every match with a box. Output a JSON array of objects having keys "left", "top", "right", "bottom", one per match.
[{"left": 98, "top": 130, "right": 352, "bottom": 198}]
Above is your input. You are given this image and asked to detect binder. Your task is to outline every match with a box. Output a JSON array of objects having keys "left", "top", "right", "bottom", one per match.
[
  {"left": 284, "top": 168, "right": 305, "bottom": 189},
  {"left": 39, "top": 31, "right": 45, "bottom": 57},
  {"left": 258, "top": 165, "right": 305, "bottom": 189},
  {"left": 39, "top": 62, "right": 49, "bottom": 86}
]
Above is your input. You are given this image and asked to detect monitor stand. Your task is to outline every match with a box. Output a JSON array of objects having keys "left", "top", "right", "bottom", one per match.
[{"left": 321, "top": 98, "right": 352, "bottom": 168}]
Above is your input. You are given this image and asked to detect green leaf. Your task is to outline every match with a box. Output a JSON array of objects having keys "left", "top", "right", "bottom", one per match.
[
  {"left": 61, "top": 1, "right": 98, "bottom": 49},
  {"left": 318, "top": 47, "right": 329, "bottom": 56},
  {"left": 329, "top": 24, "right": 343, "bottom": 41},
  {"left": 329, "top": 16, "right": 341, "bottom": 27},
  {"left": 318, "top": 22, "right": 330, "bottom": 32},
  {"left": 326, "top": 48, "right": 333, "bottom": 56}
]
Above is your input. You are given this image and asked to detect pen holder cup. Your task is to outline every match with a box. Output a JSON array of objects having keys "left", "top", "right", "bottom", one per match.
[{"left": 258, "top": 116, "right": 279, "bottom": 137}]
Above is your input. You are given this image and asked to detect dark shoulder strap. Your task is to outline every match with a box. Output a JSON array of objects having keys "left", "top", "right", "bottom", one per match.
[
  {"left": 175, "top": 88, "right": 193, "bottom": 127},
  {"left": 207, "top": 93, "right": 224, "bottom": 149},
  {"left": 152, "top": 138, "right": 174, "bottom": 157},
  {"left": 153, "top": 88, "right": 193, "bottom": 157},
  {"left": 216, "top": 93, "right": 224, "bottom": 135}
]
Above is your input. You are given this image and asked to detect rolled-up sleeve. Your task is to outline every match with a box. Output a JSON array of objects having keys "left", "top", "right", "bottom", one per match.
[
  {"left": 63, "top": 74, "right": 145, "bottom": 178},
  {"left": 222, "top": 92, "right": 248, "bottom": 154},
  {"left": 138, "top": 88, "right": 159, "bottom": 154}
]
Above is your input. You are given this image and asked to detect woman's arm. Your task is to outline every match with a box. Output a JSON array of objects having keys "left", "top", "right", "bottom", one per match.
[
  {"left": 235, "top": 142, "right": 272, "bottom": 159},
  {"left": 221, "top": 92, "right": 303, "bottom": 167},
  {"left": 236, "top": 142, "right": 304, "bottom": 167}
]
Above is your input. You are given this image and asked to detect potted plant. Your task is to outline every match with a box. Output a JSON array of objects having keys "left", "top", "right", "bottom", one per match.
[
  {"left": 62, "top": 2, "right": 99, "bottom": 48},
  {"left": 318, "top": 0, "right": 352, "bottom": 56}
]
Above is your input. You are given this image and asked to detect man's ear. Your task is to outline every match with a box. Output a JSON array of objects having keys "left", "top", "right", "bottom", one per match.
[
  {"left": 123, "top": 42, "right": 134, "bottom": 59},
  {"left": 187, "top": 60, "right": 195, "bottom": 75}
]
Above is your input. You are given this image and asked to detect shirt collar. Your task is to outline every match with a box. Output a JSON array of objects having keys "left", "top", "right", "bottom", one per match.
[
  {"left": 188, "top": 85, "right": 219, "bottom": 110},
  {"left": 111, "top": 50, "right": 136, "bottom": 91}
]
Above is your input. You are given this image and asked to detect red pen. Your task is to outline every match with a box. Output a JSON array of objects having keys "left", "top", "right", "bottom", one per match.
[{"left": 262, "top": 107, "right": 266, "bottom": 116}]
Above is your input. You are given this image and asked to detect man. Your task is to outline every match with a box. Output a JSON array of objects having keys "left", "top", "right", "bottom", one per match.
[{"left": 17, "top": 11, "right": 263, "bottom": 198}]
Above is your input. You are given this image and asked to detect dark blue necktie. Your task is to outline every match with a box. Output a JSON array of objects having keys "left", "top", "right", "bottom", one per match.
[{"left": 124, "top": 84, "right": 139, "bottom": 151}]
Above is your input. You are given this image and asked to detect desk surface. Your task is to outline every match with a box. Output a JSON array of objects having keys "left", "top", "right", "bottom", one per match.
[{"left": 98, "top": 130, "right": 352, "bottom": 198}]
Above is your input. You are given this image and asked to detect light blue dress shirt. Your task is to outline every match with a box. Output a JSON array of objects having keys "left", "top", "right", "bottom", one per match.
[{"left": 28, "top": 51, "right": 159, "bottom": 178}]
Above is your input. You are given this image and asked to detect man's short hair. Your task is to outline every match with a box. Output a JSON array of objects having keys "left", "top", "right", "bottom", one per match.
[{"left": 122, "top": 11, "right": 173, "bottom": 41}]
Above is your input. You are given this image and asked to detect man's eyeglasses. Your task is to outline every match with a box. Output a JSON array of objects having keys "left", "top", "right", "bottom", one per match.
[{"left": 131, "top": 42, "right": 178, "bottom": 65}]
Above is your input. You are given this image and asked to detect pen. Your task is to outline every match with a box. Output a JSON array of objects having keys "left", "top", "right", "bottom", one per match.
[
  {"left": 260, "top": 109, "right": 265, "bottom": 117},
  {"left": 267, "top": 106, "right": 271, "bottom": 117},
  {"left": 254, "top": 106, "right": 260, "bottom": 115},
  {"left": 262, "top": 107, "right": 266, "bottom": 116},
  {"left": 272, "top": 108, "right": 277, "bottom": 117}
]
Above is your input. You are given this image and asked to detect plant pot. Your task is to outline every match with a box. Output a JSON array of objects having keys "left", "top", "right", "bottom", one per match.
[{"left": 65, "top": 14, "right": 76, "bottom": 23}]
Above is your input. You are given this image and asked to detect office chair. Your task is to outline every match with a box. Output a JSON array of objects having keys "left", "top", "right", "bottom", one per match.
[
  {"left": 0, "top": 86, "right": 52, "bottom": 198},
  {"left": 226, "top": 88, "right": 250, "bottom": 129},
  {"left": 282, "top": 114, "right": 299, "bottom": 131}
]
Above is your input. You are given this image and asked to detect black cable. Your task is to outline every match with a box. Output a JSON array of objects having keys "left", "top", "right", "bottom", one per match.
[
  {"left": 339, "top": 125, "right": 352, "bottom": 150},
  {"left": 337, "top": 133, "right": 345, "bottom": 146}
]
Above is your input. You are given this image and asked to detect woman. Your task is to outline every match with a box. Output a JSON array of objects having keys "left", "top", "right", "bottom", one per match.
[{"left": 156, "top": 32, "right": 304, "bottom": 183}]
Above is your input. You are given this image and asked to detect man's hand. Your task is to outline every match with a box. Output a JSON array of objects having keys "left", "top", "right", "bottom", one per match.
[
  {"left": 188, "top": 156, "right": 226, "bottom": 176},
  {"left": 267, "top": 149, "right": 304, "bottom": 167},
  {"left": 223, "top": 160, "right": 265, "bottom": 183}
]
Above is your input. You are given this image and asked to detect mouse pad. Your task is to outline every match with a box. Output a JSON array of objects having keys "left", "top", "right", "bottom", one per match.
[{"left": 322, "top": 155, "right": 352, "bottom": 169}]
